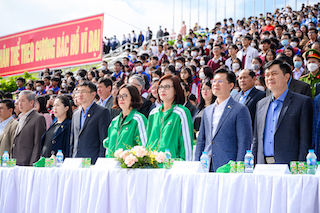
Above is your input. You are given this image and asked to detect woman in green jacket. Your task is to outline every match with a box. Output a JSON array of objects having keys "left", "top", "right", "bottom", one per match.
[
  {"left": 103, "top": 84, "right": 147, "bottom": 157},
  {"left": 146, "top": 74, "right": 194, "bottom": 161}
]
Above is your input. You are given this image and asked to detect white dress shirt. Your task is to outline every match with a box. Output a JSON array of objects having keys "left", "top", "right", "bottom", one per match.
[{"left": 212, "top": 97, "right": 230, "bottom": 138}]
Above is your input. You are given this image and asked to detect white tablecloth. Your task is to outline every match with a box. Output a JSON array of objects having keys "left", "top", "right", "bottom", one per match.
[{"left": 0, "top": 167, "right": 319, "bottom": 213}]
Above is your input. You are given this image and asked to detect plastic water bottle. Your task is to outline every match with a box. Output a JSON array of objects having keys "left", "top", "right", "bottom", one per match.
[
  {"left": 2, "top": 151, "right": 9, "bottom": 168},
  {"left": 164, "top": 149, "right": 171, "bottom": 169},
  {"left": 244, "top": 150, "right": 254, "bottom": 173},
  {"left": 56, "top": 150, "right": 64, "bottom": 167},
  {"left": 306, "top": 149, "right": 317, "bottom": 175},
  {"left": 200, "top": 152, "right": 209, "bottom": 173}
]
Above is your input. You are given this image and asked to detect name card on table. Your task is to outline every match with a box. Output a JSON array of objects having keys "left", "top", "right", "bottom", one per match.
[
  {"left": 94, "top": 158, "right": 119, "bottom": 169},
  {"left": 170, "top": 161, "right": 204, "bottom": 173},
  {"left": 61, "top": 158, "right": 82, "bottom": 169},
  {"left": 253, "top": 164, "right": 290, "bottom": 175}
]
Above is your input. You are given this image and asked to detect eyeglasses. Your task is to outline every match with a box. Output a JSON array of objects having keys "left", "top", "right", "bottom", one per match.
[
  {"left": 75, "top": 90, "right": 92, "bottom": 95},
  {"left": 158, "top": 84, "right": 174, "bottom": 90},
  {"left": 212, "top": 79, "right": 227, "bottom": 84},
  {"left": 201, "top": 87, "right": 211, "bottom": 91},
  {"left": 117, "top": 94, "right": 128, "bottom": 100}
]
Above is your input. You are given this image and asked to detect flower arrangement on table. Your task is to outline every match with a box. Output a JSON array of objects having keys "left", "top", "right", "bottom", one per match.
[{"left": 114, "top": 146, "right": 166, "bottom": 169}]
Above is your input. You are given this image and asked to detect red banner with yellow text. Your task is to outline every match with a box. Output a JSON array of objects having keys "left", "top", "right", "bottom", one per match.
[{"left": 0, "top": 14, "right": 104, "bottom": 77}]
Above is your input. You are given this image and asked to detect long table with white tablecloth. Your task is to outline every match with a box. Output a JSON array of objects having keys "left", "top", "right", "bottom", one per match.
[{"left": 0, "top": 167, "right": 319, "bottom": 213}]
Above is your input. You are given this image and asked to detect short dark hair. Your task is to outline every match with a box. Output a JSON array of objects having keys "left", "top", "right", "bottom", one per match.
[
  {"left": 51, "top": 77, "right": 60, "bottom": 82},
  {"left": 16, "top": 77, "right": 25, "bottom": 83},
  {"left": 35, "top": 80, "right": 45, "bottom": 85},
  {"left": 113, "top": 84, "right": 143, "bottom": 109},
  {"left": 264, "top": 59, "right": 291, "bottom": 75},
  {"left": 157, "top": 74, "right": 185, "bottom": 105},
  {"left": 43, "top": 75, "right": 51, "bottom": 80},
  {"left": 176, "top": 56, "right": 185, "bottom": 63},
  {"left": 214, "top": 68, "right": 236, "bottom": 84},
  {"left": 78, "top": 81, "right": 97, "bottom": 92},
  {"left": 0, "top": 99, "right": 14, "bottom": 113},
  {"left": 114, "top": 61, "right": 123, "bottom": 67},
  {"left": 98, "top": 77, "right": 113, "bottom": 89}
]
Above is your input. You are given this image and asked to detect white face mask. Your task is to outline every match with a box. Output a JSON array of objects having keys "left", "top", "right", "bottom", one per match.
[
  {"left": 200, "top": 60, "right": 206, "bottom": 66},
  {"left": 290, "top": 42, "right": 298, "bottom": 47},
  {"left": 76, "top": 76, "right": 81, "bottom": 81},
  {"left": 199, "top": 72, "right": 206, "bottom": 80},
  {"left": 255, "top": 85, "right": 265, "bottom": 91},
  {"left": 281, "top": 19, "right": 286, "bottom": 24},
  {"left": 207, "top": 45, "right": 212, "bottom": 49},
  {"left": 307, "top": 63, "right": 319, "bottom": 72},
  {"left": 101, "top": 65, "right": 106, "bottom": 70},
  {"left": 131, "top": 54, "right": 137, "bottom": 59},
  {"left": 176, "top": 62, "right": 183, "bottom": 69},
  {"left": 136, "top": 66, "right": 143, "bottom": 72},
  {"left": 61, "top": 83, "right": 67, "bottom": 88},
  {"left": 266, "top": 20, "right": 271, "bottom": 25},
  {"left": 36, "top": 86, "right": 42, "bottom": 91},
  {"left": 252, "top": 64, "right": 260, "bottom": 70},
  {"left": 191, "top": 51, "right": 198, "bottom": 57},
  {"left": 251, "top": 43, "right": 256, "bottom": 47},
  {"left": 286, "top": 19, "right": 291, "bottom": 24},
  {"left": 171, "top": 52, "right": 176, "bottom": 57},
  {"left": 161, "top": 66, "right": 165, "bottom": 73},
  {"left": 232, "top": 63, "right": 240, "bottom": 70},
  {"left": 185, "top": 62, "right": 191, "bottom": 67},
  {"left": 293, "top": 27, "right": 299, "bottom": 31},
  {"left": 259, "top": 44, "right": 264, "bottom": 50},
  {"left": 262, "top": 35, "right": 269, "bottom": 39}
]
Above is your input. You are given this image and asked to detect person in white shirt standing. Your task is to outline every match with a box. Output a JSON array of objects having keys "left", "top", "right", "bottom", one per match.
[{"left": 236, "top": 35, "right": 259, "bottom": 70}]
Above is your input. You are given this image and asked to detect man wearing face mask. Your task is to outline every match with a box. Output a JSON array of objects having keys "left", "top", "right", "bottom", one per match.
[
  {"left": 300, "top": 49, "right": 320, "bottom": 98},
  {"left": 277, "top": 33, "right": 301, "bottom": 55},
  {"left": 35, "top": 80, "right": 46, "bottom": 96},
  {"left": 262, "top": 17, "right": 275, "bottom": 32},
  {"left": 236, "top": 35, "right": 259, "bottom": 70},
  {"left": 156, "top": 26, "right": 164, "bottom": 38},
  {"left": 175, "top": 57, "right": 185, "bottom": 72}
]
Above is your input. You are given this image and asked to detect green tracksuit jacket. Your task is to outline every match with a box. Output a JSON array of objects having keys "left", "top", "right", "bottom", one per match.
[
  {"left": 146, "top": 103, "right": 194, "bottom": 161},
  {"left": 103, "top": 109, "right": 147, "bottom": 157}
]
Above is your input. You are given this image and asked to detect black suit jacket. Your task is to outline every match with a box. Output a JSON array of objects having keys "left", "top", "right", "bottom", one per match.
[
  {"left": 252, "top": 90, "right": 313, "bottom": 164},
  {"left": 138, "top": 97, "right": 152, "bottom": 118},
  {"left": 233, "top": 87, "right": 266, "bottom": 127},
  {"left": 70, "top": 103, "right": 111, "bottom": 164},
  {"left": 266, "top": 78, "right": 312, "bottom": 99},
  {"left": 315, "top": 82, "right": 320, "bottom": 97},
  {"left": 41, "top": 119, "right": 72, "bottom": 158}
]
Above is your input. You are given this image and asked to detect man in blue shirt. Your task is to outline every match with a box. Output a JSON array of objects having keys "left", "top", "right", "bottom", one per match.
[
  {"left": 233, "top": 69, "right": 265, "bottom": 128},
  {"left": 16, "top": 77, "right": 26, "bottom": 91},
  {"left": 252, "top": 60, "right": 313, "bottom": 164}
]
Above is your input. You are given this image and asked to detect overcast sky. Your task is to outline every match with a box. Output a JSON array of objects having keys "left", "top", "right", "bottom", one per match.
[{"left": 0, "top": 0, "right": 317, "bottom": 40}]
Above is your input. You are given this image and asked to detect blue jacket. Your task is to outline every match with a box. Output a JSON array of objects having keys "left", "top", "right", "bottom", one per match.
[
  {"left": 195, "top": 97, "right": 252, "bottom": 171},
  {"left": 41, "top": 119, "right": 72, "bottom": 157}
]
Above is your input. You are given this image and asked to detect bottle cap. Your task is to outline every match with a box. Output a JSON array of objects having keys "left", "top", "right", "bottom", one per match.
[
  {"left": 309, "top": 149, "right": 314, "bottom": 153},
  {"left": 58, "top": 150, "right": 62, "bottom": 152},
  {"left": 4, "top": 151, "right": 8, "bottom": 154},
  {"left": 202, "top": 151, "right": 207, "bottom": 154},
  {"left": 246, "top": 150, "right": 252, "bottom": 153},
  {"left": 165, "top": 149, "right": 170, "bottom": 152}
]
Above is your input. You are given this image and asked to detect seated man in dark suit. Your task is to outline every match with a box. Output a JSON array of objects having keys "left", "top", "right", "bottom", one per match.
[
  {"left": 233, "top": 69, "right": 266, "bottom": 127},
  {"left": 70, "top": 81, "right": 111, "bottom": 164},
  {"left": 195, "top": 68, "right": 252, "bottom": 171},
  {"left": 128, "top": 74, "right": 152, "bottom": 118},
  {"left": 252, "top": 60, "right": 313, "bottom": 165}
]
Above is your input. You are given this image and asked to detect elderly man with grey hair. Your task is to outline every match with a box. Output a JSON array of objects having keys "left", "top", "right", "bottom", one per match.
[
  {"left": 129, "top": 74, "right": 152, "bottom": 118},
  {"left": 13, "top": 90, "right": 46, "bottom": 166}
]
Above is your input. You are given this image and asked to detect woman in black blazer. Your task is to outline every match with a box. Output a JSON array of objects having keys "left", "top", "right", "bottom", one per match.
[{"left": 41, "top": 95, "right": 72, "bottom": 158}]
